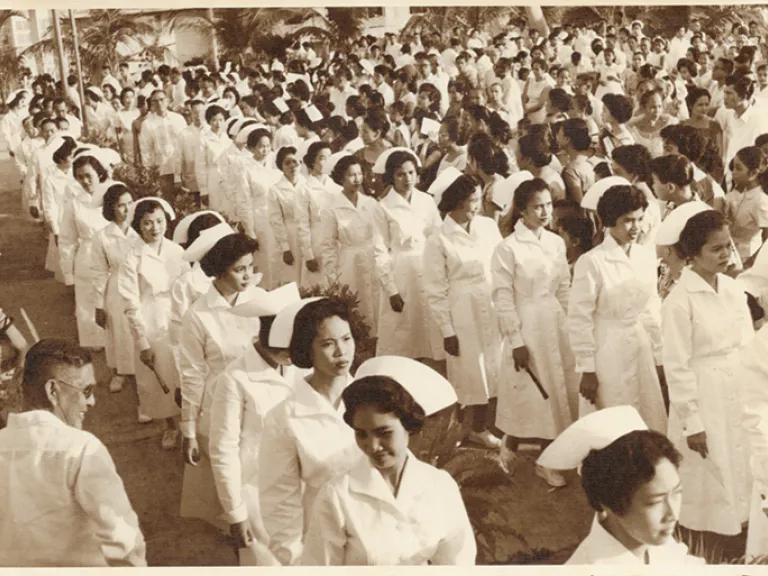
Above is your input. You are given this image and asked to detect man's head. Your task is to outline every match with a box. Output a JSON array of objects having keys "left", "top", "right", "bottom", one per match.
[{"left": 22, "top": 339, "right": 95, "bottom": 429}]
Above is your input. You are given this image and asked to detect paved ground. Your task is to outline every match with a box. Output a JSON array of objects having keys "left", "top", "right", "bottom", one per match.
[{"left": 0, "top": 147, "right": 597, "bottom": 565}]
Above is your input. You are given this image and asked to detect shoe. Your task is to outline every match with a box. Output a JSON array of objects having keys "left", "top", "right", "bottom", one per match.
[
  {"left": 162, "top": 429, "right": 179, "bottom": 450},
  {"left": 467, "top": 430, "right": 503, "bottom": 449},
  {"left": 137, "top": 412, "right": 152, "bottom": 424},
  {"left": 108, "top": 375, "right": 124, "bottom": 393},
  {"left": 535, "top": 463, "right": 567, "bottom": 488},
  {"left": 498, "top": 438, "right": 518, "bottom": 475}
]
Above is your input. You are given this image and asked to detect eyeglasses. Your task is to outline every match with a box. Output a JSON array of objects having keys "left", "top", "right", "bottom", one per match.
[{"left": 54, "top": 378, "right": 95, "bottom": 399}]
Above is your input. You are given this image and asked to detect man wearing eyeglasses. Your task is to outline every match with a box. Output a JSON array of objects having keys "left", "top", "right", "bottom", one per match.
[
  {"left": 0, "top": 339, "right": 146, "bottom": 566},
  {"left": 139, "top": 89, "right": 187, "bottom": 197}
]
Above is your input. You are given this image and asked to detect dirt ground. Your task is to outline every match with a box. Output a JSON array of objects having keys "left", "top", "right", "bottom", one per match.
[{"left": 0, "top": 151, "right": 595, "bottom": 565}]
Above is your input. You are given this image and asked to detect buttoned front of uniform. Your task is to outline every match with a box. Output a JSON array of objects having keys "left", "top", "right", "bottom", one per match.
[
  {"left": 259, "top": 374, "right": 359, "bottom": 566},
  {"left": 301, "top": 452, "right": 476, "bottom": 566},
  {"left": 269, "top": 174, "right": 307, "bottom": 287}
]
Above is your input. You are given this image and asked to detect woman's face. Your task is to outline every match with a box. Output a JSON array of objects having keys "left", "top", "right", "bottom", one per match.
[
  {"left": 644, "top": 94, "right": 663, "bottom": 122},
  {"left": 416, "top": 91, "right": 431, "bottom": 111},
  {"left": 393, "top": 161, "right": 417, "bottom": 194},
  {"left": 352, "top": 405, "right": 410, "bottom": 473},
  {"left": 312, "top": 147, "right": 331, "bottom": 175},
  {"left": 113, "top": 192, "right": 133, "bottom": 224},
  {"left": 692, "top": 95, "right": 710, "bottom": 119},
  {"left": 489, "top": 84, "right": 503, "bottom": 104},
  {"left": 452, "top": 187, "right": 482, "bottom": 223},
  {"left": 522, "top": 189, "right": 553, "bottom": 229},
  {"left": 732, "top": 156, "right": 755, "bottom": 188},
  {"left": 252, "top": 136, "right": 272, "bottom": 161},
  {"left": 23, "top": 120, "right": 36, "bottom": 138},
  {"left": 122, "top": 91, "right": 136, "bottom": 110},
  {"left": 208, "top": 112, "right": 226, "bottom": 134},
  {"left": 532, "top": 63, "right": 544, "bottom": 80},
  {"left": 139, "top": 207, "right": 167, "bottom": 244},
  {"left": 691, "top": 226, "right": 732, "bottom": 276},
  {"left": 74, "top": 164, "right": 99, "bottom": 194},
  {"left": 219, "top": 252, "right": 254, "bottom": 292},
  {"left": 610, "top": 208, "right": 646, "bottom": 244},
  {"left": 360, "top": 121, "right": 378, "bottom": 145},
  {"left": 310, "top": 316, "right": 355, "bottom": 377},
  {"left": 607, "top": 458, "right": 682, "bottom": 547},
  {"left": 343, "top": 163, "right": 363, "bottom": 192},
  {"left": 281, "top": 153, "right": 300, "bottom": 181},
  {"left": 662, "top": 140, "right": 680, "bottom": 156},
  {"left": 223, "top": 91, "right": 236, "bottom": 110},
  {"left": 437, "top": 124, "right": 452, "bottom": 149}
]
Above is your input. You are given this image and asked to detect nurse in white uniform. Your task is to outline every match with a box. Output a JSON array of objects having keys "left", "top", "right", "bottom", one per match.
[
  {"left": 41, "top": 136, "right": 76, "bottom": 284},
  {"left": 269, "top": 146, "right": 306, "bottom": 287},
  {"left": 91, "top": 183, "right": 140, "bottom": 392},
  {"left": 537, "top": 406, "right": 704, "bottom": 565},
  {"left": 301, "top": 356, "right": 476, "bottom": 565},
  {"left": 373, "top": 149, "right": 444, "bottom": 361},
  {"left": 58, "top": 153, "right": 110, "bottom": 349},
  {"left": 209, "top": 283, "right": 305, "bottom": 565},
  {"left": 117, "top": 197, "right": 185, "bottom": 448},
  {"left": 661, "top": 209, "right": 754, "bottom": 536},
  {"left": 178, "top": 224, "right": 262, "bottom": 532},
  {"left": 568, "top": 184, "right": 667, "bottom": 433},
  {"left": 491, "top": 177, "right": 577, "bottom": 485},
  {"left": 258, "top": 297, "right": 360, "bottom": 565},
  {"left": 423, "top": 168, "right": 504, "bottom": 450}
]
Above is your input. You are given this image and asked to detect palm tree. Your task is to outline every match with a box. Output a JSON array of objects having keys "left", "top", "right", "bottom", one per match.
[
  {"left": 0, "top": 11, "right": 29, "bottom": 103},
  {"left": 21, "top": 10, "right": 156, "bottom": 81}
]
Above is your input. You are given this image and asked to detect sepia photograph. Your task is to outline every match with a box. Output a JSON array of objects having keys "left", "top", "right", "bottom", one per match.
[{"left": 2, "top": 3, "right": 768, "bottom": 568}]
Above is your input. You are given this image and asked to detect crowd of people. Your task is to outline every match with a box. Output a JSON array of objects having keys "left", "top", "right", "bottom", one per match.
[{"left": 6, "top": 11, "right": 768, "bottom": 567}]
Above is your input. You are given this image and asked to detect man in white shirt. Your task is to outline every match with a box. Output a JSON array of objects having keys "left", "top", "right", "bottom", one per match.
[
  {"left": 179, "top": 99, "right": 205, "bottom": 201},
  {"left": 372, "top": 65, "right": 395, "bottom": 106},
  {"left": 720, "top": 74, "right": 768, "bottom": 176},
  {"left": 140, "top": 89, "right": 188, "bottom": 195},
  {"left": 329, "top": 68, "right": 358, "bottom": 119},
  {"left": 169, "top": 67, "right": 188, "bottom": 112},
  {"left": 0, "top": 339, "right": 146, "bottom": 566}
]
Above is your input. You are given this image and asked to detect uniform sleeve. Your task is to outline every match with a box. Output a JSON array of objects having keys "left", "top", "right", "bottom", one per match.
[
  {"left": 117, "top": 249, "right": 150, "bottom": 351},
  {"left": 268, "top": 187, "right": 291, "bottom": 253},
  {"left": 639, "top": 257, "right": 663, "bottom": 365},
  {"left": 258, "top": 407, "right": 304, "bottom": 566},
  {"left": 554, "top": 240, "right": 572, "bottom": 312},
  {"left": 41, "top": 174, "right": 61, "bottom": 233},
  {"left": 373, "top": 205, "right": 398, "bottom": 297},
  {"left": 73, "top": 437, "right": 147, "bottom": 567},
  {"left": 208, "top": 372, "right": 248, "bottom": 524},
  {"left": 296, "top": 186, "right": 315, "bottom": 261},
  {"left": 169, "top": 275, "right": 188, "bottom": 346},
  {"left": 562, "top": 166, "right": 585, "bottom": 204},
  {"left": 756, "top": 193, "right": 768, "bottom": 228},
  {"left": 661, "top": 294, "right": 704, "bottom": 436},
  {"left": 235, "top": 170, "right": 255, "bottom": 237},
  {"left": 430, "top": 473, "right": 477, "bottom": 565},
  {"left": 139, "top": 122, "right": 154, "bottom": 168},
  {"left": 320, "top": 209, "right": 340, "bottom": 284},
  {"left": 178, "top": 308, "right": 209, "bottom": 439},
  {"left": 567, "top": 254, "right": 600, "bottom": 374},
  {"left": 738, "top": 325, "right": 768, "bottom": 505},
  {"left": 423, "top": 235, "right": 455, "bottom": 338},
  {"left": 91, "top": 233, "right": 110, "bottom": 309},
  {"left": 490, "top": 241, "right": 524, "bottom": 349},
  {"left": 300, "top": 482, "right": 347, "bottom": 566},
  {"left": 196, "top": 138, "right": 209, "bottom": 197},
  {"left": 58, "top": 196, "right": 78, "bottom": 286}
]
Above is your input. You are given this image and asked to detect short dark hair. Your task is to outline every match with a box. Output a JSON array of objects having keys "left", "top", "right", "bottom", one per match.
[
  {"left": 678, "top": 210, "right": 727, "bottom": 259},
  {"left": 649, "top": 154, "right": 694, "bottom": 188},
  {"left": 581, "top": 430, "right": 681, "bottom": 516},
  {"left": 52, "top": 136, "right": 77, "bottom": 165},
  {"left": 438, "top": 174, "right": 478, "bottom": 213},
  {"left": 289, "top": 298, "right": 350, "bottom": 369},
  {"left": 331, "top": 155, "right": 362, "bottom": 187},
  {"left": 185, "top": 213, "right": 223, "bottom": 248},
  {"left": 199, "top": 233, "right": 259, "bottom": 278},
  {"left": 342, "top": 375, "right": 426, "bottom": 434},
  {"left": 383, "top": 150, "right": 420, "bottom": 187},
  {"left": 205, "top": 104, "right": 227, "bottom": 123},
  {"left": 561, "top": 118, "right": 591, "bottom": 151},
  {"left": 102, "top": 183, "right": 134, "bottom": 221},
  {"left": 602, "top": 94, "right": 634, "bottom": 124},
  {"left": 246, "top": 127, "right": 272, "bottom": 149},
  {"left": 597, "top": 185, "right": 649, "bottom": 227},
  {"left": 131, "top": 199, "right": 171, "bottom": 235},
  {"left": 72, "top": 155, "right": 108, "bottom": 183},
  {"left": 276, "top": 146, "right": 297, "bottom": 171},
  {"left": 22, "top": 339, "right": 92, "bottom": 411},
  {"left": 304, "top": 140, "right": 332, "bottom": 169},
  {"left": 725, "top": 74, "right": 755, "bottom": 101}
]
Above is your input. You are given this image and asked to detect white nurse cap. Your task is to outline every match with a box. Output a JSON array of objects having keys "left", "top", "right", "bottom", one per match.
[
  {"left": 182, "top": 222, "right": 235, "bottom": 262},
  {"left": 537, "top": 406, "right": 648, "bottom": 471},
  {"left": 127, "top": 196, "right": 175, "bottom": 224},
  {"left": 495, "top": 170, "right": 535, "bottom": 215},
  {"left": 231, "top": 282, "right": 301, "bottom": 319},
  {"left": 353, "top": 356, "right": 458, "bottom": 416},
  {"left": 581, "top": 176, "right": 633, "bottom": 211},
  {"left": 236, "top": 123, "right": 268, "bottom": 146},
  {"left": 172, "top": 210, "right": 227, "bottom": 244},
  {"left": 654, "top": 201, "right": 710, "bottom": 247},
  {"left": 427, "top": 166, "right": 463, "bottom": 209},
  {"left": 268, "top": 297, "right": 325, "bottom": 349},
  {"left": 372, "top": 147, "right": 421, "bottom": 175}
]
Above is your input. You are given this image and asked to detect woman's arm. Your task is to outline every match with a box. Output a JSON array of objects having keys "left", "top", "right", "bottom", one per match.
[
  {"left": 567, "top": 255, "right": 600, "bottom": 374},
  {"left": 423, "top": 235, "right": 455, "bottom": 339},
  {"left": 178, "top": 308, "right": 210, "bottom": 441}
]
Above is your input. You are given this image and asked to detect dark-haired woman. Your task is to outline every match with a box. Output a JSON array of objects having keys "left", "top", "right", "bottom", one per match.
[
  {"left": 117, "top": 197, "right": 184, "bottom": 447},
  {"left": 373, "top": 150, "right": 443, "bottom": 361},
  {"left": 628, "top": 89, "right": 677, "bottom": 158},
  {"left": 662, "top": 209, "right": 754, "bottom": 536},
  {"left": 59, "top": 154, "right": 110, "bottom": 349},
  {"left": 356, "top": 107, "right": 392, "bottom": 198},
  {"left": 41, "top": 136, "right": 76, "bottom": 284},
  {"left": 492, "top": 178, "right": 576, "bottom": 482},
  {"left": 91, "top": 183, "right": 140, "bottom": 392},
  {"left": 297, "top": 141, "right": 337, "bottom": 289},
  {"left": 259, "top": 298, "right": 360, "bottom": 566},
  {"left": 178, "top": 224, "right": 262, "bottom": 534},
  {"left": 198, "top": 104, "right": 231, "bottom": 216},
  {"left": 611, "top": 145, "right": 662, "bottom": 246},
  {"left": 537, "top": 406, "right": 703, "bottom": 565},
  {"left": 301, "top": 356, "right": 476, "bottom": 565},
  {"left": 681, "top": 87, "right": 723, "bottom": 164},
  {"left": 599, "top": 94, "right": 636, "bottom": 159},
  {"left": 0, "top": 90, "right": 29, "bottom": 159},
  {"left": 321, "top": 155, "right": 379, "bottom": 333},
  {"left": 568, "top": 185, "right": 667, "bottom": 433},
  {"left": 467, "top": 133, "right": 507, "bottom": 222},
  {"left": 269, "top": 146, "right": 306, "bottom": 287},
  {"left": 424, "top": 169, "right": 503, "bottom": 449},
  {"left": 725, "top": 146, "right": 768, "bottom": 265}
]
